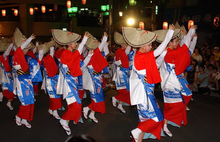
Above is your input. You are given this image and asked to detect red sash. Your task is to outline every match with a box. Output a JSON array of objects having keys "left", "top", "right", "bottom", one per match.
[
  {"left": 60, "top": 49, "right": 82, "bottom": 77},
  {"left": 88, "top": 48, "right": 108, "bottom": 72},
  {"left": 13, "top": 47, "right": 29, "bottom": 72},
  {"left": 134, "top": 51, "right": 161, "bottom": 84},
  {"left": 43, "top": 55, "right": 58, "bottom": 77},
  {"left": 115, "top": 48, "right": 129, "bottom": 68},
  {"left": 0, "top": 55, "right": 10, "bottom": 72},
  {"left": 165, "top": 44, "right": 190, "bottom": 75}
]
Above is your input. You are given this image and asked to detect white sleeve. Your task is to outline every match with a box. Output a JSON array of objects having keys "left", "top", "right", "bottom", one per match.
[
  {"left": 38, "top": 49, "right": 44, "bottom": 61},
  {"left": 153, "top": 29, "right": 174, "bottom": 57},
  {"left": 81, "top": 53, "right": 93, "bottom": 72},
  {"left": 189, "top": 37, "right": 198, "bottom": 54},
  {"left": 77, "top": 36, "right": 88, "bottom": 54},
  {"left": 183, "top": 28, "right": 196, "bottom": 48},
  {"left": 33, "top": 46, "right": 37, "bottom": 54},
  {"left": 21, "top": 37, "right": 33, "bottom": 50},
  {"left": 50, "top": 47, "right": 55, "bottom": 57},
  {"left": 156, "top": 50, "right": 167, "bottom": 68},
  {"left": 98, "top": 36, "right": 108, "bottom": 51},
  {"left": 180, "top": 36, "right": 186, "bottom": 47},
  {"left": 3, "top": 43, "right": 13, "bottom": 58},
  {"left": 103, "top": 42, "right": 109, "bottom": 56},
  {"left": 125, "top": 45, "right": 131, "bottom": 55},
  {"left": 13, "top": 45, "right": 16, "bottom": 51}
]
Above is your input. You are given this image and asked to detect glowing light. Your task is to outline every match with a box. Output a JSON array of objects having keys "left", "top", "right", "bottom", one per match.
[
  {"left": 82, "top": 0, "right": 86, "bottom": 5},
  {"left": 2, "top": 10, "right": 6, "bottom": 16},
  {"left": 139, "top": 22, "right": 144, "bottom": 30},
  {"left": 30, "top": 8, "right": 34, "bottom": 15},
  {"left": 41, "top": 5, "right": 46, "bottom": 13},
  {"left": 14, "top": 9, "right": 18, "bottom": 16},
  {"left": 67, "top": 0, "right": 71, "bottom": 8},
  {"left": 163, "top": 22, "right": 168, "bottom": 30},
  {"left": 127, "top": 18, "right": 135, "bottom": 25},
  {"left": 188, "top": 20, "right": 194, "bottom": 29},
  {"left": 119, "top": 12, "right": 123, "bottom": 17}
]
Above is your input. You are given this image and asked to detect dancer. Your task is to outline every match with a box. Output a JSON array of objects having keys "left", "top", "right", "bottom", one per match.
[
  {"left": 42, "top": 43, "right": 62, "bottom": 119},
  {"left": 124, "top": 24, "right": 175, "bottom": 141},
  {"left": 0, "top": 42, "right": 15, "bottom": 110},
  {"left": 82, "top": 32, "right": 109, "bottom": 123},
  {"left": 53, "top": 30, "right": 90, "bottom": 135},
  {"left": 112, "top": 31, "right": 131, "bottom": 113},
  {"left": 159, "top": 25, "right": 197, "bottom": 137},
  {"left": 13, "top": 30, "right": 43, "bottom": 128}
]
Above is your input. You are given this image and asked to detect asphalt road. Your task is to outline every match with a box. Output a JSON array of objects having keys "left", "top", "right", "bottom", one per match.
[{"left": 1, "top": 86, "right": 220, "bottom": 142}]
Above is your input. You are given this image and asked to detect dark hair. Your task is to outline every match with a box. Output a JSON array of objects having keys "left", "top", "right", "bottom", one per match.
[
  {"left": 192, "top": 59, "right": 198, "bottom": 66},
  {"left": 199, "top": 64, "right": 205, "bottom": 70},
  {"left": 213, "top": 67, "right": 218, "bottom": 70},
  {"left": 65, "top": 134, "right": 96, "bottom": 142}
]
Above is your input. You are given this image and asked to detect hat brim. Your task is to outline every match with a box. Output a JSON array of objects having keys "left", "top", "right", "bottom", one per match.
[
  {"left": 122, "top": 27, "right": 157, "bottom": 48},
  {"left": 51, "top": 29, "right": 81, "bottom": 46},
  {"left": 154, "top": 29, "right": 181, "bottom": 43},
  {"left": 85, "top": 33, "right": 99, "bottom": 50},
  {"left": 114, "top": 32, "right": 127, "bottom": 45}
]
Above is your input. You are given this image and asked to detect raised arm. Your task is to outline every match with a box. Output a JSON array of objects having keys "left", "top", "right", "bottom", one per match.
[
  {"left": 3, "top": 43, "right": 13, "bottom": 58},
  {"left": 189, "top": 33, "right": 198, "bottom": 54},
  {"left": 183, "top": 25, "right": 197, "bottom": 48},
  {"left": 125, "top": 45, "right": 131, "bottom": 55},
  {"left": 21, "top": 34, "right": 36, "bottom": 50},
  {"left": 50, "top": 46, "right": 55, "bottom": 57},
  {"left": 98, "top": 32, "right": 108, "bottom": 51},
  {"left": 153, "top": 24, "right": 175, "bottom": 57},
  {"left": 77, "top": 32, "right": 90, "bottom": 54},
  {"left": 103, "top": 41, "right": 109, "bottom": 56},
  {"left": 81, "top": 49, "right": 93, "bottom": 72},
  {"left": 156, "top": 50, "right": 167, "bottom": 68}
]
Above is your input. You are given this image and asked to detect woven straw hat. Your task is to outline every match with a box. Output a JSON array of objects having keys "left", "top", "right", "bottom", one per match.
[
  {"left": 85, "top": 33, "right": 99, "bottom": 50},
  {"left": 114, "top": 32, "right": 127, "bottom": 45},
  {"left": 51, "top": 29, "right": 81, "bottom": 46},
  {"left": 37, "top": 40, "right": 55, "bottom": 55},
  {"left": 175, "top": 22, "right": 181, "bottom": 29},
  {"left": 122, "top": 27, "right": 157, "bottom": 48},
  {"left": 13, "top": 27, "right": 34, "bottom": 49},
  {"left": 0, "top": 37, "right": 11, "bottom": 52},
  {"left": 153, "top": 28, "right": 181, "bottom": 43}
]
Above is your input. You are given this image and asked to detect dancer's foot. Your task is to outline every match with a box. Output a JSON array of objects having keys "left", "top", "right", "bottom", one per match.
[
  {"left": 83, "top": 107, "right": 90, "bottom": 119},
  {"left": 186, "top": 106, "right": 190, "bottom": 111},
  {"left": 88, "top": 112, "right": 98, "bottom": 123},
  {"left": 59, "top": 119, "right": 71, "bottom": 135},
  {"left": 48, "top": 109, "right": 53, "bottom": 115},
  {"left": 0, "top": 92, "right": 3, "bottom": 102},
  {"left": 130, "top": 128, "right": 142, "bottom": 142},
  {"left": 117, "top": 104, "right": 126, "bottom": 113},
  {"left": 163, "top": 124, "right": 172, "bottom": 137},
  {"left": 21, "top": 119, "right": 31, "bottom": 129},
  {"left": 6, "top": 101, "right": 13, "bottom": 110},
  {"left": 15, "top": 115, "right": 21, "bottom": 126},
  {"left": 53, "top": 110, "right": 61, "bottom": 119},
  {"left": 111, "top": 96, "right": 117, "bottom": 107}
]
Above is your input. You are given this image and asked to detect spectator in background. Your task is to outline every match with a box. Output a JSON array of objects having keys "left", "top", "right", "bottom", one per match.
[
  {"left": 192, "top": 64, "right": 210, "bottom": 95},
  {"left": 191, "top": 47, "right": 202, "bottom": 64},
  {"left": 65, "top": 134, "right": 96, "bottom": 142},
  {"left": 212, "top": 47, "right": 220, "bottom": 61},
  {"left": 215, "top": 60, "right": 220, "bottom": 72},
  {"left": 204, "top": 60, "right": 210, "bottom": 73},
  {"left": 206, "top": 48, "right": 212, "bottom": 58},
  {"left": 201, "top": 49, "right": 207, "bottom": 62},
  {"left": 209, "top": 54, "right": 215, "bottom": 65},
  {"left": 209, "top": 67, "right": 218, "bottom": 91}
]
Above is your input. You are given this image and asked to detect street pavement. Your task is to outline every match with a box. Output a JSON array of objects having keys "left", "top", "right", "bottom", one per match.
[{"left": 1, "top": 85, "right": 220, "bottom": 142}]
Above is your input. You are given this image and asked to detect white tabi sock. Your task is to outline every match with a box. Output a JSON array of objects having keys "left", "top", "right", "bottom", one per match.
[
  {"left": 0, "top": 92, "right": 3, "bottom": 102},
  {"left": 131, "top": 128, "right": 142, "bottom": 142}
]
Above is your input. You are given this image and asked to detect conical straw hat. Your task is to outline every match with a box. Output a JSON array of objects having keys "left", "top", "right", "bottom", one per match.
[
  {"left": 51, "top": 29, "right": 81, "bottom": 45},
  {"left": 122, "top": 27, "right": 157, "bottom": 48},
  {"left": 85, "top": 33, "right": 99, "bottom": 50},
  {"left": 13, "top": 27, "right": 34, "bottom": 49},
  {"left": 0, "top": 37, "right": 11, "bottom": 52},
  {"left": 37, "top": 40, "right": 55, "bottom": 55},
  {"left": 153, "top": 28, "right": 181, "bottom": 43},
  {"left": 175, "top": 22, "right": 181, "bottom": 29},
  {"left": 114, "top": 32, "right": 127, "bottom": 45}
]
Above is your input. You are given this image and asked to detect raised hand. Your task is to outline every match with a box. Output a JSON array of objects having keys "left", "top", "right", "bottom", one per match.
[{"left": 169, "top": 24, "right": 175, "bottom": 31}]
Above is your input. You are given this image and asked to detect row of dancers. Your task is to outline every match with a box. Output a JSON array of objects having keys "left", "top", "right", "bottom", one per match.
[{"left": 0, "top": 22, "right": 197, "bottom": 141}]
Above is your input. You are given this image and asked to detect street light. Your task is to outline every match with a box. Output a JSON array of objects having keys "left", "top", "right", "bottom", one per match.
[
  {"left": 127, "top": 18, "right": 135, "bottom": 26},
  {"left": 119, "top": 11, "right": 123, "bottom": 17}
]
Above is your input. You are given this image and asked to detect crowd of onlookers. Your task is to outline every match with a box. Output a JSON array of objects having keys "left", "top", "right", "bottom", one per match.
[{"left": 185, "top": 41, "right": 220, "bottom": 96}]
